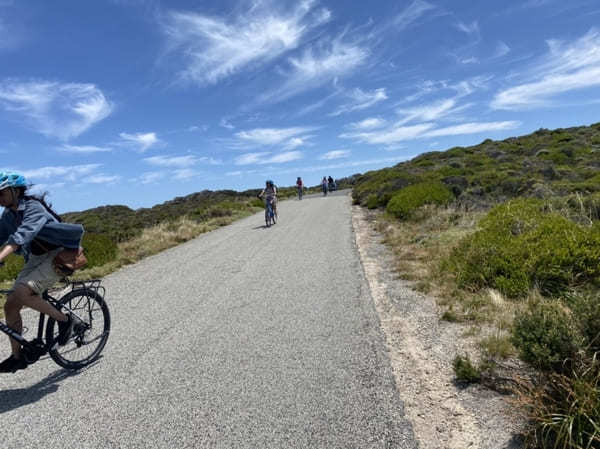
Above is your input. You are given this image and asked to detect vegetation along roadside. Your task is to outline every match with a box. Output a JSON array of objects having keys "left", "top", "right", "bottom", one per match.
[{"left": 344, "top": 122, "right": 600, "bottom": 448}]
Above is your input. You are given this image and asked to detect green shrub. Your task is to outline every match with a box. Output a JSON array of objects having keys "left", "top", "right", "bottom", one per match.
[
  {"left": 248, "top": 198, "right": 264, "bottom": 208},
  {"left": 366, "top": 194, "right": 378, "bottom": 209},
  {"left": 446, "top": 198, "right": 600, "bottom": 298},
  {"left": 82, "top": 233, "right": 118, "bottom": 268},
  {"left": 569, "top": 292, "right": 600, "bottom": 353},
  {"left": 511, "top": 299, "right": 582, "bottom": 372},
  {"left": 0, "top": 254, "right": 24, "bottom": 282},
  {"left": 386, "top": 182, "right": 453, "bottom": 220},
  {"left": 453, "top": 354, "right": 481, "bottom": 383}
]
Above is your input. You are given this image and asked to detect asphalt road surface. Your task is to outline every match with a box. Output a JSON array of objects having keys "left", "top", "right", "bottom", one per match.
[{"left": 0, "top": 191, "right": 417, "bottom": 449}]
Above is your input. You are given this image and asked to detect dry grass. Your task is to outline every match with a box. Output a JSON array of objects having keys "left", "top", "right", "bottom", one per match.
[{"left": 373, "top": 205, "right": 525, "bottom": 360}]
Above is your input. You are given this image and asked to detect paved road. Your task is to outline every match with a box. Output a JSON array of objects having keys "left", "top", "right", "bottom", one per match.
[{"left": 0, "top": 191, "right": 416, "bottom": 449}]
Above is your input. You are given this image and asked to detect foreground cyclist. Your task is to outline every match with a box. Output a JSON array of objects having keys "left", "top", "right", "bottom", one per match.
[
  {"left": 0, "top": 172, "right": 84, "bottom": 373},
  {"left": 258, "top": 179, "right": 278, "bottom": 219}
]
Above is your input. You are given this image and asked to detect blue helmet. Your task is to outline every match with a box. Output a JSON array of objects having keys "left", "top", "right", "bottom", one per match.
[
  {"left": 0, "top": 172, "right": 27, "bottom": 191},
  {"left": 266, "top": 179, "right": 274, "bottom": 186}
]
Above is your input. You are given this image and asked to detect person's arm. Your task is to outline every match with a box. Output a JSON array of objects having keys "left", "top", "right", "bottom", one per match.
[
  {"left": 6, "top": 201, "right": 48, "bottom": 249},
  {"left": 0, "top": 244, "right": 18, "bottom": 264}
]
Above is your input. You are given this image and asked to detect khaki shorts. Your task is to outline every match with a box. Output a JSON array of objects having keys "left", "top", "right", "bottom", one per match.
[{"left": 14, "top": 248, "right": 63, "bottom": 295}]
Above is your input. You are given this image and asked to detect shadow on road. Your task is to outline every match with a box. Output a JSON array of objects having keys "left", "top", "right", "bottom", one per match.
[{"left": 0, "top": 360, "right": 100, "bottom": 414}]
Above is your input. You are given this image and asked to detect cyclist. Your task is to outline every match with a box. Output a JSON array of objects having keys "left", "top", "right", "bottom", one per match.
[
  {"left": 296, "top": 177, "right": 303, "bottom": 200},
  {"left": 258, "top": 179, "right": 277, "bottom": 220},
  {"left": 0, "top": 172, "right": 84, "bottom": 373},
  {"left": 322, "top": 176, "right": 328, "bottom": 196}
]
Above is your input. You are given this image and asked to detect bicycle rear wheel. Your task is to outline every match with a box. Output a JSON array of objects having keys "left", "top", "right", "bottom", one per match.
[{"left": 46, "top": 288, "right": 110, "bottom": 370}]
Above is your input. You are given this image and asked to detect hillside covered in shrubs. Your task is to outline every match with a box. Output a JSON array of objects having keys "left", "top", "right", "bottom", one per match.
[{"left": 350, "top": 122, "right": 600, "bottom": 448}]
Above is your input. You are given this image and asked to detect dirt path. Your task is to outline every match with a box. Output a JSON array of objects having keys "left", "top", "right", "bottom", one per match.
[{"left": 352, "top": 205, "right": 522, "bottom": 449}]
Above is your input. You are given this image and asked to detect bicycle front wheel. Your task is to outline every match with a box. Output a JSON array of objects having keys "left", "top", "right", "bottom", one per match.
[{"left": 46, "top": 288, "right": 110, "bottom": 370}]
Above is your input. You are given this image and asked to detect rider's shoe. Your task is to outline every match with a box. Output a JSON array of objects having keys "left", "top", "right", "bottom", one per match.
[
  {"left": 57, "top": 314, "right": 74, "bottom": 346},
  {"left": 0, "top": 355, "right": 27, "bottom": 373}
]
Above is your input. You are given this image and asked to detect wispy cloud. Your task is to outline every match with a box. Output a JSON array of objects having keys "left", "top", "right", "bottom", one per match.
[
  {"left": 161, "top": 1, "right": 330, "bottom": 85},
  {"left": 220, "top": 118, "right": 235, "bottom": 129},
  {"left": 396, "top": 98, "right": 471, "bottom": 124},
  {"left": 394, "top": 0, "right": 435, "bottom": 30},
  {"left": 22, "top": 164, "right": 102, "bottom": 181},
  {"left": 83, "top": 174, "right": 121, "bottom": 184},
  {"left": 492, "top": 29, "right": 600, "bottom": 109},
  {"left": 422, "top": 121, "right": 521, "bottom": 137},
  {"left": 330, "top": 88, "right": 388, "bottom": 116},
  {"left": 138, "top": 172, "right": 162, "bottom": 184},
  {"left": 348, "top": 117, "right": 387, "bottom": 130},
  {"left": 234, "top": 126, "right": 315, "bottom": 149},
  {"left": 234, "top": 150, "right": 302, "bottom": 165},
  {"left": 455, "top": 21, "right": 479, "bottom": 35},
  {"left": 260, "top": 35, "right": 369, "bottom": 103},
  {"left": 144, "top": 155, "right": 197, "bottom": 168},
  {"left": 341, "top": 120, "right": 520, "bottom": 145},
  {"left": 493, "top": 41, "right": 511, "bottom": 58},
  {"left": 0, "top": 80, "right": 112, "bottom": 140},
  {"left": 58, "top": 144, "right": 112, "bottom": 153},
  {"left": 320, "top": 150, "right": 350, "bottom": 160},
  {"left": 118, "top": 132, "right": 161, "bottom": 152}
]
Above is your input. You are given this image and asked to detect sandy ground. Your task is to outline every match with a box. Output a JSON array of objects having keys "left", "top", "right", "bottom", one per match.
[{"left": 352, "top": 205, "right": 524, "bottom": 449}]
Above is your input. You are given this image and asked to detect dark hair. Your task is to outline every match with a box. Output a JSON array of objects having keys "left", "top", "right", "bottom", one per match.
[{"left": 20, "top": 187, "right": 62, "bottom": 222}]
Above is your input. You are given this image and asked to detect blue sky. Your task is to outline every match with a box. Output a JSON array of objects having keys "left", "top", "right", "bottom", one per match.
[{"left": 1, "top": 0, "right": 600, "bottom": 212}]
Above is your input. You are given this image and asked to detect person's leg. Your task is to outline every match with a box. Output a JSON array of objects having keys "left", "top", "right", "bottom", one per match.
[{"left": 5, "top": 284, "right": 67, "bottom": 358}]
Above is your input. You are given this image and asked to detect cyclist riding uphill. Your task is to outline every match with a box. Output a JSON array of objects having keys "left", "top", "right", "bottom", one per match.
[
  {"left": 0, "top": 172, "right": 84, "bottom": 373},
  {"left": 258, "top": 179, "right": 277, "bottom": 215}
]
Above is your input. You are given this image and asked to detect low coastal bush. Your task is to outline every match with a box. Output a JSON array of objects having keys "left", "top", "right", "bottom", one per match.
[
  {"left": 82, "top": 233, "right": 118, "bottom": 268},
  {"left": 453, "top": 354, "right": 481, "bottom": 383},
  {"left": 0, "top": 254, "right": 24, "bottom": 282},
  {"left": 511, "top": 299, "right": 582, "bottom": 372},
  {"left": 446, "top": 198, "right": 600, "bottom": 298},
  {"left": 386, "top": 182, "right": 453, "bottom": 220}
]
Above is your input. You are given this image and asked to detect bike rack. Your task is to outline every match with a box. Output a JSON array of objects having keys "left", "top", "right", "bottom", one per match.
[{"left": 70, "top": 279, "right": 105, "bottom": 299}]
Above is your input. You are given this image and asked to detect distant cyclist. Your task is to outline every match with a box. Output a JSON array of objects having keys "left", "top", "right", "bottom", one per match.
[
  {"left": 322, "top": 176, "right": 328, "bottom": 196},
  {"left": 258, "top": 179, "right": 278, "bottom": 219},
  {"left": 0, "top": 172, "right": 83, "bottom": 373},
  {"left": 296, "top": 177, "right": 303, "bottom": 200}
]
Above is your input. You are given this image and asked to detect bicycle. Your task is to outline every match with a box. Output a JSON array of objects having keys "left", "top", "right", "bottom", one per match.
[
  {"left": 0, "top": 279, "right": 110, "bottom": 370},
  {"left": 265, "top": 197, "right": 277, "bottom": 227}
]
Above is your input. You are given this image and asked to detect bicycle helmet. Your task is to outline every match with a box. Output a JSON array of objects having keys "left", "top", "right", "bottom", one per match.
[
  {"left": 0, "top": 172, "right": 27, "bottom": 191},
  {"left": 266, "top": 179, "right": 274, "bottom": 186}
]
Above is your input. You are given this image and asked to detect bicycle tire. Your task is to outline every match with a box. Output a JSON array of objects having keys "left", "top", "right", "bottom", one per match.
[{"left": 46, "top": 288, "right": 110, "bottom": 370}]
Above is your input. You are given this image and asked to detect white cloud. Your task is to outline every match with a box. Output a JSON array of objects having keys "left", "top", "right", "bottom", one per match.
[
  {"left": 341, "top": 120, "right": 520, "bottom": 145},
  {"left": 348, "top": 117, "right": 387, "bottom": 130},
  {"left": 58, "top": 144, "right": 112, "bottom": 153},
  {"left": 234, "top": 150, "right": 302, "bottom": 165},
  {"left": 260, "top": 36, "right": 369, "bottom": 103},
  {"left": 220, "top": 118, "right": 235, "bottom": 129},
  {"left": 330, "top": 88, "right": 388, "bottom": 116},
  {"left": 144, "top": 155, "right": 197, "bottom": 168},
  {"left": 397, "top": 98, "right": 473, "bottom": 124},
  {"left": 22, "top": 164, "right": 102, "bottom": 181},
  {"left": 493, "top": 41, "right": 511, "bottom": 58},
  {"left": 320, "top": 150, "right": 350, "bottom": 160},
  {"left": 235, "top": 126, "right": 314, "bottom": 146},
  {"left": 118, "top": 132, "right": 161, "bottom": 152},
  {"left": 341, "top": 123, "right": 434, "bottom": 144},
  {"left": 161, "top": 1, "right": 328, "bottom": 85},
  {"left": 492, "top": 29, "right": 600, "bottom": 110},
  {"left": 422, "top": 121, "right": 521, "bottom": 137},
  {"left": 284, "top": 137, "right": 305, "bottom": 150},
  {"left": 394, "top": 0, "right": 435, "bottom": 30},
  {"left": 0, "top": 80, "right": 112, "bottom": 140},
  {"left": 455, "top": 21, "right": 479, "bottom": 35},
  {"left": 235, "top": 152, "right": 270, "bottom": 165},
  {"left": 173, "top": 168, "right": 200, "bottom": 180},
  {"left": 139, "top": 172, "right": 162, "bottom": 184},
  {"left": 83, "top": 174, "right": 121, "bottom": 184},
  {"left": 267, "top": 151, "right": 302, "bottom": 163}
]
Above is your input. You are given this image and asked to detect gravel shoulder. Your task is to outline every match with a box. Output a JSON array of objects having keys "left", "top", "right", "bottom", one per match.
[{"left": 352, "top": 205, "right": 523, "bottom": 449}]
